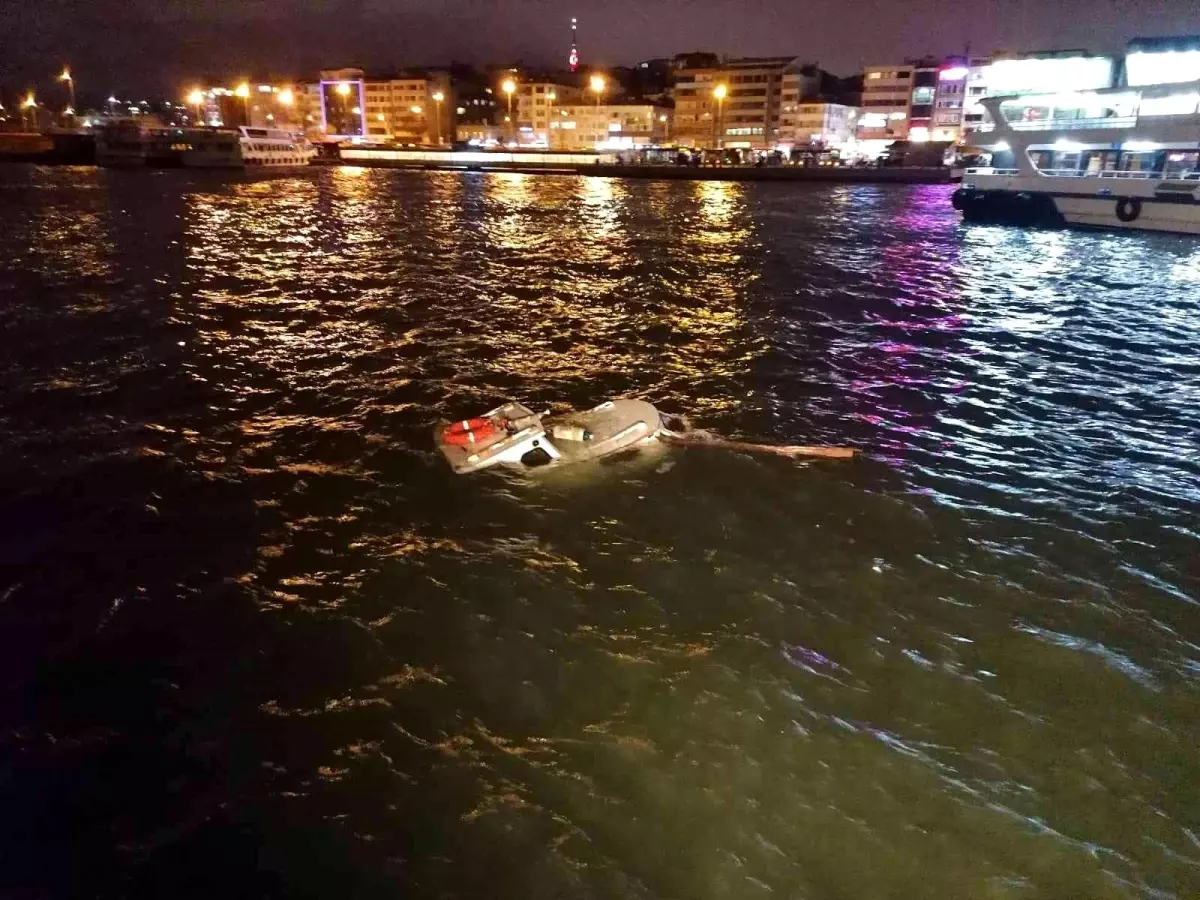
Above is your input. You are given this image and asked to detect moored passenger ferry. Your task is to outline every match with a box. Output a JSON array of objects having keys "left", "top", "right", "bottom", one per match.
[{"left": 953, "top": 79, "right": 1200, "bottom": 234}]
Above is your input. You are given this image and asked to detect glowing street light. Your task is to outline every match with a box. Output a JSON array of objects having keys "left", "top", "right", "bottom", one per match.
[
  {"left": 547, "top": 90, "right": 557, "bottom": 148},
  {"left": 59, "top": 68, "right": 76, "bottom": 119},
  {"left": 335, "top": 82, "right": 351, "bottom": 96},
  {"left": 431, "top": 90, "right": 444, "bottom": 145},
  {"left": 501, "top": 77, "right": 517, "bottom": 139},
  {"left": 234, "top": 82, "right": 250, "bottom": 125},
  {"left": 187, "top": 89, "right": 205, "bottom": 124},
  {"left": 590, "top": 73, "right": 606, "bottom": 112},
  {"left": 273, "top": 87, "right": 295, "bottom": 126},
  {"left": 712, "top": 83, "right": 728, "bottom": 150}
]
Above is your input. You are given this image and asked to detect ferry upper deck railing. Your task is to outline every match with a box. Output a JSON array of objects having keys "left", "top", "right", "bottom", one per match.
[
  {"left": 963, "top": 167, "right": 1199, "bottom": 180},
  {"left": 969, "top": 116, "right": 1138, "bottom": 134}
]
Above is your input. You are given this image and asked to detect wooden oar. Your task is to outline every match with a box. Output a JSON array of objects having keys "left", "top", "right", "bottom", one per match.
[{"left": 659, "top": 431, "right": 857, "bottom": 459}]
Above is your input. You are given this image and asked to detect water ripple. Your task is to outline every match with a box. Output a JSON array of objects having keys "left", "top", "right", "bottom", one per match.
[{"left": 0, "top": 165, "right": 1197, "bottom": 899}]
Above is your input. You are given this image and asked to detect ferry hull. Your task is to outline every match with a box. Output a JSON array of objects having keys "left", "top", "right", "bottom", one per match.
[{"left": 954, "top": 188, "right": 1200, "bottom": 235}]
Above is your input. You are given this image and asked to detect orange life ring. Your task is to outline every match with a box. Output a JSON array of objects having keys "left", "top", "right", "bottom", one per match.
[{"left": 442, "top": 418, "right": 496, "bottom": 446}]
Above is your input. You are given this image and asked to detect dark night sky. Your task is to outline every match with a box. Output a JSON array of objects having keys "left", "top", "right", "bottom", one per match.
[{"left": 2, "top": 0, "right": 1197, "bottom": 100}]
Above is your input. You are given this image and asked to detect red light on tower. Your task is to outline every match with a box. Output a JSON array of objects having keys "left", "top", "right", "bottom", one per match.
[{"left": 569, "top": 17, "right": 579, "bottom": 72}]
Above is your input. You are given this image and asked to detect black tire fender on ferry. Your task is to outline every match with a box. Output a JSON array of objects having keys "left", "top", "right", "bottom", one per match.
[
  {"left": 1115, "top": 198, "right": 1142, "bottom": 223},
  {"left": 951, "top": 189, "right": 965, "bottom": 211}
]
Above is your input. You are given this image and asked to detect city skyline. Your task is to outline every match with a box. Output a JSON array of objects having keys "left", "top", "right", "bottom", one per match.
[{"left": 3, "top": 0, "right": 1199, "bottom": 95}]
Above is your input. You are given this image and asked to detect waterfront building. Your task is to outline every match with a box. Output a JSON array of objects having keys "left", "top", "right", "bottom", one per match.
[
  {"left": 906, "top": 58, "right": 941, "bottom": 143},
  {"left": 515, "top": 79, "right": 585, "bottom": 145},
  {"left": 960, "top": 56, "right": 995, "bottom": 139},
  {"left": 778, "top": 102, "right": 857, "bottom": 149},
  {"left": 316, "top": 67, "right": 453, "bottom": 144},
  {"left": 930, "top": 58, "right": 969, "bottom": 143},
  {"left": 455, "top": 123, "right": 507, "bottom": 145},
  {"left": 857, "top": 64, "right": 915, "bottom": 151},
  {"left": 452, "top": 66, "right": 501, "bottom": 129},
  {"left": 672, "top": 56, "right": 797, "bottom": 149},
  {"left": 546, "top": 102, "right": 670, "bottom": 150},
  {"left": 859, "top": 55, "right": 1003, "bottom": 150}
]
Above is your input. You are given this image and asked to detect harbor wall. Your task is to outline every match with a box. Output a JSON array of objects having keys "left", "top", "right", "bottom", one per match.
[{"left": 320, "top": 153, "right": 953, "bottom": 184}]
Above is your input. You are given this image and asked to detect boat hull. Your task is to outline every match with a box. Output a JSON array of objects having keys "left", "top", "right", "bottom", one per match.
[
  {"left": 954, "top": 185, "right": 1200, "bottom": 235},
  {"left": 435, "top": 399, "right": 662, "bottom": 475}
]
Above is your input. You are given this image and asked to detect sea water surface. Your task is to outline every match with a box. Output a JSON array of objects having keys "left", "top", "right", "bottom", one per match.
[{"left": 0, "top": 165, "right": 1198, "bottom": 899}]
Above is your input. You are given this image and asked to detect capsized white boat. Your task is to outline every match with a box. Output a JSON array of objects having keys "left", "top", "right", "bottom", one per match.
[{"left": 434, "top": 399, "right": 663, "bottom": 474}]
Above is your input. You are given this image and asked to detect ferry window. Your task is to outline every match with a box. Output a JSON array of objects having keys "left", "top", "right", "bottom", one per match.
[{"left": 1164, "top": 151, "right": 1198, "bottom": 178}]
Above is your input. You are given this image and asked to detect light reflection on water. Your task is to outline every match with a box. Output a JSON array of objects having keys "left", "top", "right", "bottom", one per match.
[{"left": 0, "top": 164, "right": 1197, "bottom": 899}]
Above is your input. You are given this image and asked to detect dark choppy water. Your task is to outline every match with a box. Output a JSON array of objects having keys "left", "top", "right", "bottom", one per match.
[{"left": 1, "top": 164, "right": 1198, "bottom": 899}]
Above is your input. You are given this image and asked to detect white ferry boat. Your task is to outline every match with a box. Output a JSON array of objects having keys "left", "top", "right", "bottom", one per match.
[
  {"left": 953, "top": 80, "right": 1200, "bottom": 234},
  {"left": 183, "top": 127, "right": 315, "bottom": 168}
]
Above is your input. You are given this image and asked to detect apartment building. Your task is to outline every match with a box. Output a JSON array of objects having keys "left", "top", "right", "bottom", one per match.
[
  {"left": 672, "top": 56, "right": 796, "bottom": 149},
  {"left": 858, "top": 57, "right": 953, "bottom": 149},
  {"left": 779, "top": 102, "right": 857, "bottom": 147},
  {"left": 316, "top": 67, "right": 453, "bottom": 144},
  {"left": 960, "top": 56, "right": 994, "bottom": 138},
  {"left": 930, "top": 58, "right": 969, "bottom": 142},
  {"left": 515, "top": 80, "right": 584, "bottom": 145},
  {"left": 906, "top": 59, "right": 941, "bottom": 142},
  {"left": 857, "top": 64, "right": 914, "bottom": 142},
  {"left": 547, "top": 103, "right": 670, "bottom": 150}
]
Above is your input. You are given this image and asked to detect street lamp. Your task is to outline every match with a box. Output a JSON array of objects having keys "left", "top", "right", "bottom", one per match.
[
  {"left": 107, "top": 95, "right": 118, "bottom": 115},
  {"left": 712, "top": 83, "right": 728, "bottom": 150},
  {"left": 590, "top": 73, "right": 606, "bottom": 109},
  {"left": 408, "top": 105, "right": 425, "bottom": 144},
  {"left": 431, "top": 90, "right": 444, "bottom": 145},
  {"left": 59, "top": 68, "right": 75, "bottom": 121},
  {"left": 501, "top": 77, "right": 516, "bottom": 139},
  {"left": 546, "top": 90, "right": 557, "bottom": 148},
  {"left": 590, "top": 74, "right": 606, "bottom": 147},
  {"left": 235, "top": 82, "right": 250, "bottom": 125},
  {"left": 22, "top": 93, "right": 36, "bottom": 130},
  {"left": 187, "top": 89, "right": 205, "bottom": 125},
  {"left": 335, "top": 82, "right": 351, "bottom": 97},
  {"left": 275, "top": 87, "right": 294, "bottom": 127}
]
